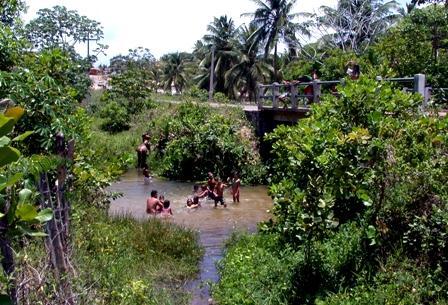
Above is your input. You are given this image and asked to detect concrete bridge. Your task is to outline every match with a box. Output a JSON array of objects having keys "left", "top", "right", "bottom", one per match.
[{"left": 244, "top": 74, "right": 430, "bottom": 138}]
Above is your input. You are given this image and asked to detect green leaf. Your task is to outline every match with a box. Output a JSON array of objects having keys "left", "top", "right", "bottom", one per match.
[
  {"left": 0, "top": 146, "right": 20, "bottom": 167},
  {"left": 0, "top": 136, "right": 10, "bottom": 148},
  {"left": 35, "top": 208, "right": 53, "bottom": 223},
  {"left": 356, "top": 189, "right": 372, "bottom": 207},
  {"left": 16, "top": 225, "right": 48, "bottom": 237},
  {"left": 18, "top": 188, "right": 32, "bottom": 204},
  {"left": 12, "top": 131, "right": 34, "bottom": 142},
  {"left": 0, "top": 115, "right": 15, "bottom": 137},
  {"left": 26, "top": 231, "right": 48, "bottom": 237},
  {"left": 15, "top": 204, "right": 38, "bottom": 222},
  {"left": 0, "top": 173, "right": 23, "bottom": 192},
  {"left": 0, "top": 213, "right": 4, "bottom": 219},
  {"left": 318, "top": 199, "right": 326, "bottom": 208}
]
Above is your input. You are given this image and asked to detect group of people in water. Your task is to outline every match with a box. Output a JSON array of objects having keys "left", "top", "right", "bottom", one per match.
[
  {"left": 137, "top": 133, "right": 241, "bottom": 217},
  {"left": 145, "top": 171, "right": 241, "bottom": 217}
]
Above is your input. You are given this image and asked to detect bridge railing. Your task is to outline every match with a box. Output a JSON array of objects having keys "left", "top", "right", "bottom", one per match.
[{"left": 256, "top": 74, "right": 430, "bottom": 111}]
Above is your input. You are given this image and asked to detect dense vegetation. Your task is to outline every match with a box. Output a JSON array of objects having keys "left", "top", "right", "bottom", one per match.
[
  {"left": 0, "top": 2, "right": 203, "bottom": 304},
  {"left": 148, "top": 102, "right": 264, "bottom": 183},
  {"left": 213, "top": 78, "right": 448, "bottom": 304},
  {"left": 1, "top": 0, "right": 448, "bottom": 304}
]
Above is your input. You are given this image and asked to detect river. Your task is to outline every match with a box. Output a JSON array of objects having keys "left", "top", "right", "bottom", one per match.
[{"left": 109, "top": 170, "right": 273, "bottom": 305}]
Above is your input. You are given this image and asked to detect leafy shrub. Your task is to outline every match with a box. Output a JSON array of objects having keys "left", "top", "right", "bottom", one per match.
[
  {"left": 213, "top": 232, "right": 300, "bottom": 305},
  {"left": 213, "top": 91, "right": 230, "bottom": 103},
  {"left": 101, "top": 65, "right": 158, "bottom": 116},
  {"left": 150, "top": 102, "right": 264, "bottom": 183},
  {"left": 99, "top": 100, "right": 130, "bottom": 133},
  {"left": 184, "top": 85, "right": 208, "bottom": 102},
  {"left": 316, "top": 255, "right": 448, "bottom": 305},
  {"left": 267, "top": 77, "right": 448, "bottom": 246}
]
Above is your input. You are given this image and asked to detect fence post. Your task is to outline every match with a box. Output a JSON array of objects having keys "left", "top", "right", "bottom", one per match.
[
  {"left": 313, "top": 80, "right": 321, "bottom": 103},
  {"left": 290, "top": 83, "right": 298, "bottom": 110},
  {"left": 414, "top": 74, "right": 427, "bottom": 109},
  {"left": 272, "top": 82, "right": 279, "bottom": 109},
  {"left": 256, "top": 83, "right": 263, "bottom": 110}
]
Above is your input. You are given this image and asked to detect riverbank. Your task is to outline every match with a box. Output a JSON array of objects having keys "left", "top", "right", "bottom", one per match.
[{"left": 72, "top": 206, "right": 203, "bottom": 304}]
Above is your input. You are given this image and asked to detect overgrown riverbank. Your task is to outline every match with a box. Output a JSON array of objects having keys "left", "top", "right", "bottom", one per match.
[
  {"left": 19, "top": 206, "right": 203, "bottom": 305},
  {"left": 212, "top": 78, "right": 448, "bottom": 304}
]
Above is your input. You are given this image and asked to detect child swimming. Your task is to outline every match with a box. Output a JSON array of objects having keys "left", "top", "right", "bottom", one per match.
[{"left": 160, "top": 200, "right": 173, "bottom": 217}]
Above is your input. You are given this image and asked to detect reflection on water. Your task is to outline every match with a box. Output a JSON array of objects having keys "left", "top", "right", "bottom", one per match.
[{"left": 109, "top": 170, "right": 273, "bottom": 305}]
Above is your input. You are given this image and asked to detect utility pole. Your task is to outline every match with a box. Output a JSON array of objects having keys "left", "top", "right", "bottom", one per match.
[
  {"left": 84, "top": 29, "right": 98, "bottom": 66},
  {"left": 209, "top": 45, "right": 215, "bottom": 102}
]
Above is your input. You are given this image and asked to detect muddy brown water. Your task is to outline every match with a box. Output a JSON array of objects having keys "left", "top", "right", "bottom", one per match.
[{"left": 109, "top": 170, "right": 273, "bottom": 305}]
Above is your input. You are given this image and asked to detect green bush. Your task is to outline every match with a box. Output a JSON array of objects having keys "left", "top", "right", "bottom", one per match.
[
  {"left": 184, "top": 85, "right": 208, "bottom": 102},
  {"left": 150, "top": 102, "right": 265, "bottom": 183},
  {"left": 213, "top": 92, "right": 230, "bottom": 103},
  {"left": 213, "top": 232, "right": 300, "bottom": 305},
  {"left": 99, "top": 100, "right": 131, "bottom": 133},
  {"left": 316, "top": 254, "right": 448, "bottom": 305}
]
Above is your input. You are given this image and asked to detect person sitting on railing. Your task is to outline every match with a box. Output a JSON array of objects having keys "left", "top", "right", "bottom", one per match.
[
  {"left": 279, "top": 73, "right": 318, "bottom": 107},
  {"left": 345, "top": 61, "right": 360, "bottom": 80},
  {"left": 279, "top": 80, "right": 294, "bottom": 108}
]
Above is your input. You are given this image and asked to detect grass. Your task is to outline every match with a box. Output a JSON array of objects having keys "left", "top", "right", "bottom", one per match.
[
  {"left": 14, "top": 205, "right": 203, "bottom": 305},
  {"left": 72, "top": 206, "right": 203, "bottom": 305}
]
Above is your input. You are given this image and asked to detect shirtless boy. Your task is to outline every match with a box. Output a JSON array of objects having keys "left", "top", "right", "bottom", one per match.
[
  {"left": 137, "top": 140, "right": 149, "bottom": 169},
  {"left": 146, "top": 190, "right": 163, "bottom": 215},
  {"left": 230, "top": 172, "right": 241, "bottom": 203},
  {"left": 214, "top": 178, "right": 227, "bottom": 208}
]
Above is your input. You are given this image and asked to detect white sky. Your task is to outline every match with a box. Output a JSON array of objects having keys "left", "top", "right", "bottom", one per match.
[{"left": 23, "top": 0, "right": 405, "bottom": 65}]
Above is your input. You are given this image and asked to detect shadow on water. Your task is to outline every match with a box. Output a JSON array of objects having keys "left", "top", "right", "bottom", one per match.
[{"left": 109, "top": 170, "right": 273, "bottom": 305}]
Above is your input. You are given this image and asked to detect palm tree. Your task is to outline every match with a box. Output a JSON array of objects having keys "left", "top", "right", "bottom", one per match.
[
  {"left": 160, "top": 52, "right": 192, "bottom": 94},
  {"left": 225, "top": 24, "right": 273, "bottom": 101},
  {"left": 317, "top": 0, "right": 400, "bottom": 53},
  {"left": 243, "top": 0, "right": 310, "bottom": 80},
  {"left": 195, "top": 15, "right": 239, "bottom": 95}
]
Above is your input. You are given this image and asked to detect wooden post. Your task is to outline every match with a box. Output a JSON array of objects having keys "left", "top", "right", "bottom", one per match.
[
  {"left": 272, "top": 82, "right": 279, "bottom": 109},
  {"left": 38, "top": 133, "right": 75, "bottom": 305},
  {"left": 290, "top": 84, "right": 298, "bottom": 110},
  {"left": 39, "top": 173, "right": 67, "bottom": 275},
  {"left": 313, "top": 80, "right": 321, "bottom": 103}
]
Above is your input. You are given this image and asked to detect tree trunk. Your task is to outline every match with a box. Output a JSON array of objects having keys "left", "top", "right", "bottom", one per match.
[{"left": 273, "top": 43, "right": 278, "bottom": 82}]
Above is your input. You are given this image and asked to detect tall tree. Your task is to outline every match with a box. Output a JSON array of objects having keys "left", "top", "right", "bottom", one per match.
[
  {"left": 225, "top": 24, "right": 273, "bottom": 101},
  {"left": 316, "top": 0, "right": 400, "bottom": 54},
  {"left": 196, "top": 15, "right": 239, "bottom": 95},
  {"left": 161, "top": 52, "right": 193, "bottom": 94},
  {"left": 25, "top": 5, "right": 107, "bottom": 61},
  {"left": 243, "top": 0, "right": 309, "bottom": 79},
  {"left": 109, "top": 47, "right": 155, "bottom": 74},
  {"left": 0, "top": 0, "right": 25, "bottom": 26}
]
